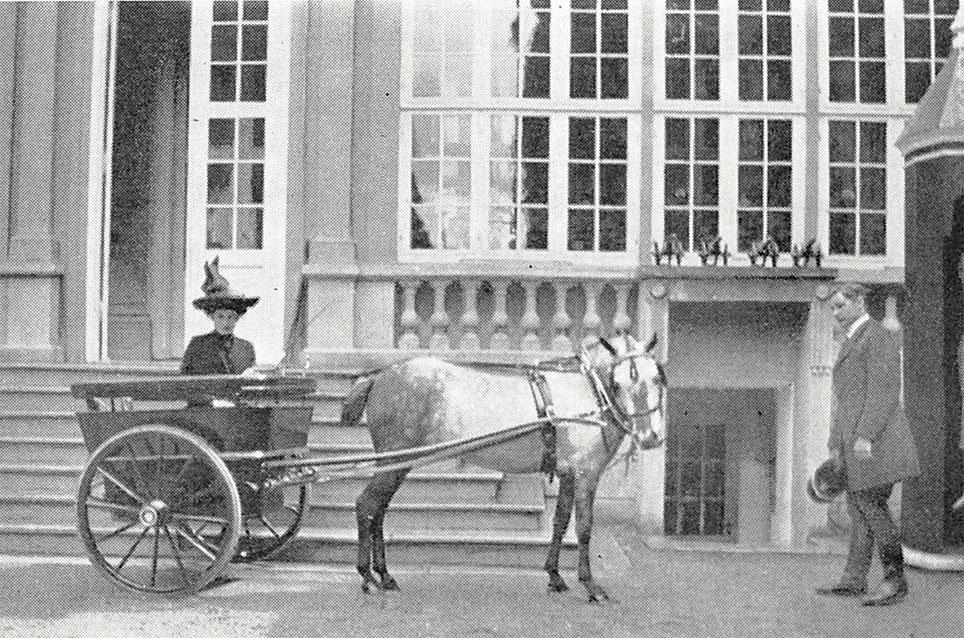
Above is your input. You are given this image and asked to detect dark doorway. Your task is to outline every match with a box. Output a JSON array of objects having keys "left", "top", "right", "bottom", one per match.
[
  {"left": 107, "top": 2, "right": 191, "bottom": 361},
  {"left": 944, "top": 195, "right": 964, "bottom": 545}
]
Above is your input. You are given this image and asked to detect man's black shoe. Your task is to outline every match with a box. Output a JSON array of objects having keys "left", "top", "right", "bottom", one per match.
[
  {"left": 861, "top": 578, "right": 908, "bottom": 606},
  {"left": 815, "top": 582, "right": 866, "bottom": 597}
]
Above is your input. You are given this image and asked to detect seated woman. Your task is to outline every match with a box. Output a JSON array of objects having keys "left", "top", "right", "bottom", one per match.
[{"left": 182, "top": 258, "right": 258, "bottom": 405}]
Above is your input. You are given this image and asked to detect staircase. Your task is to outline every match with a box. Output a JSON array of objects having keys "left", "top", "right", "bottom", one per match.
[{"left": 0, "top": 361, "right": 574, "bottom": 567}]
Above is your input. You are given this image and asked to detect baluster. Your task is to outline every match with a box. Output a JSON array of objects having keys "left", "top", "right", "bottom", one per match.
[
  {"left": 612, "top": 282, "right": 632, "bottom": 335},
  {"left": 489, "top": 279, "right": 510, "bottom": 350},
  {"left": 397, "top": 280, "right": 421, "bottom": 350},
  {"left": 581, "top": 282, "right": 603, "bottom": 349},
  {"left": 520, "top": 280, "right": 542, "bottom": 351},
  {"left": 428, "top": 279, "right": 451, "bottom": 350},
  {"left": 550, "top": 281, "right": 573, "bottom": 353},
  {"left": 458, "top": 279, "right": 481, "bottom": 350}
]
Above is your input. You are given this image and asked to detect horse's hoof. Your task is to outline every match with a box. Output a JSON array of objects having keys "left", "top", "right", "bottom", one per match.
[
  {"left": 582, "top": 581, "right": 610, "bottom": 604},
  {"left": 380, "top": 575, "right": 400, "bottom": 591},
  {"left": 547, "top": 573, "right": 569, "bottom": 593}
]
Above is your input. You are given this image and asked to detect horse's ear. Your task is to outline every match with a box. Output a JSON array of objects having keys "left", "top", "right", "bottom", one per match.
[
  {"left": 598, "top": 337, "right": 617, "bottom": 356},
  {"left": 644, "top": 333, "right": 658, "bottom": 354}
]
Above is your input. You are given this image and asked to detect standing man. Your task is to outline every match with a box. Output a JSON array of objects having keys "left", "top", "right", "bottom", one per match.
[{"left": 816, "top": 283, "right": 920, "bottom": 606}]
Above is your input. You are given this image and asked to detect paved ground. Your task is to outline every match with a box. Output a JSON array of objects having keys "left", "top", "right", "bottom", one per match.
[{"left": 0, "top": 526, "right": 962, "bottom": 637}]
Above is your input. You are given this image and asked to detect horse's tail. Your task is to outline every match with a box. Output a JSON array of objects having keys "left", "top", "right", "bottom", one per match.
[{"left": 341, "top": 375, "right": 376, "bottom": 428}]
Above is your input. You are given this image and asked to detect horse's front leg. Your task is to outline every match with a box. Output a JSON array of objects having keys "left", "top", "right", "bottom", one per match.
[
  {"left": 544, "top": 473, "right": 575, "bottom": 593},
  {"left": 573, "top": 475, "right": 609, "bottom": 603}
]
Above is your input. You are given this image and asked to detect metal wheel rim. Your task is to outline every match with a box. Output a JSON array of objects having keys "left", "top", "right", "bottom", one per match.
[
  {"left": 234, "top": 483, "right": 310, "bottom": 563},
  {"left": 76, "top": 424, "right": 242, "bottom": 595}
]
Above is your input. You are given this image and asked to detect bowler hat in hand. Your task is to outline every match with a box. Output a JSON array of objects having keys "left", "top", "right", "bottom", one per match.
[{"left": 807, "top": 458, "right": 846, "bottom": 504}]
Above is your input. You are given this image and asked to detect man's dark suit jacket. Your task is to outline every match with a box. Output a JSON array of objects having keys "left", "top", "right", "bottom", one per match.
[
  {"left": 829, "top": 318, "right": 920, "bottom": 491},
  {"left": 180, "top": 331, "right": 256, "bottom": 375}
]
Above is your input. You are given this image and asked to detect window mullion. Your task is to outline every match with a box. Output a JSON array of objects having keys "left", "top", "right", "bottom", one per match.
[
  {"left": 717, "top": 3, "right": 738, "bottom": 104},
  {"left": 473, "top": 112, "right": 489, "bottom": 251},
  {"left": 718, "top": 116, "right": 739, "bottom": 255},
  {"left": 549, "top": 113, "right": 568, "bottom": 253}
]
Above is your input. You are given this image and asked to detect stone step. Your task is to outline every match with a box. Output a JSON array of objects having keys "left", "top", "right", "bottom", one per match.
[
  {"left": 312, "top": 471, "right": 505, "bottom": 504},
  {"left": 0, "top": 412, "right": 81, "bottom": 439},
  {"left": 0, "top": 387, "right": 86, "bottom": 413},
  {"left": 0, "top": 466, "right": 80, "bottom": 495},
  {"left": 0, "top": 524, "right": 577, "bottom": 570}
]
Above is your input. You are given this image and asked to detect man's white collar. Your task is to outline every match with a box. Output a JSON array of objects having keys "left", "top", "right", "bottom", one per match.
[{"left": 846, "top": 313, "right": 870, "bottom": 339}]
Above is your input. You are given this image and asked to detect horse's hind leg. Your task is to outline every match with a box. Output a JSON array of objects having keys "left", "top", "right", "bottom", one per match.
[
  {"left": 544, "top": 473, "right": 575, "bottom": 593},
  {"left": 356, "top": 469, "right": 408, "bottom": 593}
]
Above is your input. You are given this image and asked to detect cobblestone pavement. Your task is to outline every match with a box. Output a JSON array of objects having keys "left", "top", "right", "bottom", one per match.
[{"left": 0, "top": 527, "right": 962, "bottom": 638}]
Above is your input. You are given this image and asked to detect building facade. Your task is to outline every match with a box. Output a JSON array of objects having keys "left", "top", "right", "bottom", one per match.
[{"left": 0, "top": 0, "right": 954, "bottom": 548}]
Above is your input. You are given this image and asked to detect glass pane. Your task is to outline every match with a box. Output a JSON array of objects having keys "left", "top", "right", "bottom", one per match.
[
  {"left": 829, "top": 120, "right": 856, "bottom": 162},
  {"left": 704, "top": 502, "right": 725, "bottom": 535},
  {"left": 904, "top": 19, "right": 931, "bottom": 59},
  {"left": 600, "top": 118, "right": 627, "bottom": 159},
  {"left": 666, "top": 58, "right": 691, "bottom": 99},
  {"left": 490, "top": 115, "right": 517, "bottom": 158},
  {"left": 599, "top": 164, "right": 626, "bottom": 205},
  {"left": 523, "top": 56, "right": 550, "bottom": 97},
  {"left": 740, "top": 0, "right": 762, "bottom": 8},
  {"left": 739, "top": 165, "right": 763, "bottom": 207},
  {"left": 738, "top": 15, "right": 762, "bottom": 54},
  {"left": 600, "top": 58, "right": 628, "bottom": 99},
  {"left": 568, "top": 209, "right": 595, "bottom": 250},
  {"left": 442, "top": 115, "right": 471, "bottom": 156},
  {"left": 936, "top": 19, "right": 954, "bottom": 57},
  {"left": 665, "top": 460, "right": 678, "bottom": 496},
  {"left": 207, "top": 164, "right": 234, "bottom": 204},
  {"left": 411, "top": 162, "right": 439, "bottom": 203},
  {"left": 860, "top": 121, "right": 887, "bottom": 163},
  {"left": 490, "top": 161, "right": 517, "bottom": 205},
  {"left": 664, "top": 500, "right": 678, "bottom": 534},
  {"left": 694, "top": 59, "right": 719, "bottom": 100},
  {"left": 241, "top": 25, "right": 267, "bottom": 61},
  {"left": 830, "top": 167, "right": 856, "bottom": 208},
  {"left": 569, "top": 163, "right": 595, "bottom": 204},
  {"left": 212, "top": 25, "right": 238, "bottom": 62},
  {"left": 240, "top": 64, "right": 266, "bottom": 101},
  {"left": 414, "top": 6, "right": 443, "bottom": 52},
  {"left": 767, "top": 164, "right": 791, "bottom": 207},
  {"left": 704, "top": 463, "right": 725, "bottom": 496},
  {"left": 739, "top": 59, "right": 764, "bottom": 100},
  {"left": 492, "top": 55, "right": 519, "bottom": 98},
  {"left": 767, "top": 60, "right": 791, "bottom": 100},
  {"left": 521, "top": 162, "right": 548, "bottom": 203},
  {"left": 602, "top": 0, "right": 627, "bottom": 8},
  {"left": 694, "top": 15, "right": 719, "bottom": 54},
  {"left": 667, "top": 0, "right": 690, "bottom": 8},
  {"left": 213, "top": 1, "right": 238, "bottom": 21},
  {"left": 767, "top": 15, "right": 791, "bottom": 55},
  {"left": 905, "top": 62, "right": 931, "bottom": 104},
  {"left": 412, "top": 115, "right": 441, "bottom": 158},
  {"left": 666, "top": 14, "right": 690, "bottom": 54},
  {"left": 599, "top": 209, "right": 627, "bottom": 251},
  {"left": 443, "top": 55, "right": 473, "bottom": 97},
  {"left": 411, "top": 206, "right": 436, "bottom": 249},
  {"left": 829, "top": 60, "right": 855, "bottom": 102},
  {"left": 570, "top": 57, "right": 597, "bottom": 97},
  {"left": 738, "top": 209, "right": 763, "bottom": 251},
  {"left": 209, "top": 119, "right": 235, "bottom": 159},
  {"left": 768, "top": 209, "right": 792, "bottom": 251},
  {"left": 413, "top": 55, "right": 441, "bottom": 97},
  {"left": 445, "top": 5, "right": 475, "bottom": 52},
  {"left": 828, "top": 0, "right": 853, "bottom": 10},
  {"left": 680, "top": 501, "right": 701, "bottom": 535},
  {"left": 680, "top": 462, "right": 701, "bottom": 496},
  {"left": 858, "top": 0, "right": 884, "bottom": 11},
  {"left": 210, "top": 65, "right": 237, "bottom": 102},
  {"left": 528, "top": 12, "right": 551, "bottom": 53},
  {"left": 238, "top": 118, "right": 264, "bottom": 159},
  {"left": 237, "top": 163, "right": 264, "bottom": 204},
  {"left": 666, "top": 118, "right": 690, "bottom": 160},
  {"left": 768, "top": 120, "right": 792, "bottom": 161},
  {"left": 441, "top": 206, "right": 470, "bottom": 249},
  {"left": 236, "top": 207, "right": 263, "bottom": 249},
  {"left": 522, "top": 207, "right": 549, "bottom": 249},
  {"left": 206, "top": 208, "right": 233, "bottom": 249},
  {"left": 859, "top": 61, "right": 886, "bottom": 103},
  {"left": 569, "top": 118, "right": 596, "bottom": 159},
  {"left": 935, "top": 0, "right": 958, "bottom": 14},
  {"left": 665, "top": 209, "right": 690, "bottom": 248},
  {"left": 489, "top": 206, "right": 516, "bottom": 249},
  {"left": 739, "top": 119, "right": 764, "bottom": 161},
  {"left": 860, "top": 213, "right": 886, "bottom": 255},
  {"left": 694, "top": 208, "right": 718, "bottom": 244},
  {"left": 769, "top": 0, "right": 791, "bottom": 10},
  {"left": 860, "top": 167, "right": 886, "bottom": 209},
  {"left": 242, "top": 0, "right": 268, "bottom": 20},
  {"left": 665, "top": 164, "right": 690, "bottom": 205},
  {"left": 829, "top": 212, "right": 856, "bottom": 254},
  {"left": 694, "top": 164, "right": 718, "bottom": 205},
  {"left": 904, "top": 0, "right": 928, "bottom": 10},
  {"left": 571, "top": 12, "right": 597, "bottom": 53},
  {"left": 828, "top": 17, "right": 855, "bottom": 57},
  {"left": 442, "top": 160, "right": 471, "bottom": 199},
  {"left": 522, "top": 117, "right": 550, "bottom": 158},
  {"left": 601, "top": 13, "right": 628, "bottom": 53},
  {"left": 694, "top": 119, "right": 719, "bottom": 160},
  {"left": 490, "top": 10, "right": 518, "bottom": 56},
  {"left": 858, "top": 17, "right": 885, "bottom": 57}
]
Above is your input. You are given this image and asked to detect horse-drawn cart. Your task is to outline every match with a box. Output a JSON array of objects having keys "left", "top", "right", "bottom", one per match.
[{"left": 72, "top": 374, "right": 318, "bottom": 595}]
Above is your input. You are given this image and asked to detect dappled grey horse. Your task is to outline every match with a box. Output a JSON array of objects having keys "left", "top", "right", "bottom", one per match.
[{"left": 341, "top": 334, "right": 667, "bottom": 602}]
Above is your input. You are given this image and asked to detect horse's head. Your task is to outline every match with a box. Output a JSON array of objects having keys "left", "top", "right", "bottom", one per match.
[{"left": 586, "top": 333, "right": 667, "bottom": 449}]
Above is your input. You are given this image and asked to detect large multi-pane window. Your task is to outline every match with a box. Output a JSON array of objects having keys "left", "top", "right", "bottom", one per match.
[
  {"left": 568, "top": 117, "right": 628, "bottom": 251},
  {"left": 665, "top": 0, "right": 720, "bottom": 100},
  {"left": 570, "top": 0, "right": 630, "bottom": 99},
  {"left": 738, "top": 119, "right": 792, "bottom": 252},
  {"left": 904, "top": 0, "right": 957, "bottom": 104},
  {"left": 410, "top": 114, "right": 472, "bottom": 250},
  {"left": 828, "top": 120, "right": 887, "bottom": 256},
  {"left": 664, "top": 117, "right": 719, "bottom": 251},
  {"left": 828, "top": 0, "right": 886, "bottom": 103},
  {"left": 738, "top": 0, "right": 792, "bottom": 101},
  {"left": 489, "top": 115, "right": 550, "bottom": 250}
]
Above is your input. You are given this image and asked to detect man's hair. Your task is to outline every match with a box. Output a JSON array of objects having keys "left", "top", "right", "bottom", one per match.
[{"left": 835, "top": 282, "right": 869, "bottom": 302}]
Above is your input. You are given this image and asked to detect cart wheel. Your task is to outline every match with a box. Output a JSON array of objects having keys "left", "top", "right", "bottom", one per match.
[
  {"left": 76, "top": 424, "right": 242, "bottom": 595},
  {"left": 234, "top": 483, "right": 310, "bottom": 562}
]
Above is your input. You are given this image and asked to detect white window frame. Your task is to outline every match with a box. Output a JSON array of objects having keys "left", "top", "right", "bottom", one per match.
[
  {"left": 901, "top": 0, "right": 958, "bottom": 107},
  {"left": 651, "top": 113, "right": 805, "bottom": 266}
]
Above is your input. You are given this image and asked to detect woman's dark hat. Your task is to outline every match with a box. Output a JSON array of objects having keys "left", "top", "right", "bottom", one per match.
[
  {"left": 807, "top": 459, "right": 847, "bottom": 504},
  {"left": 192, "top": 257, "right": 259, "bottom": 315}
]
